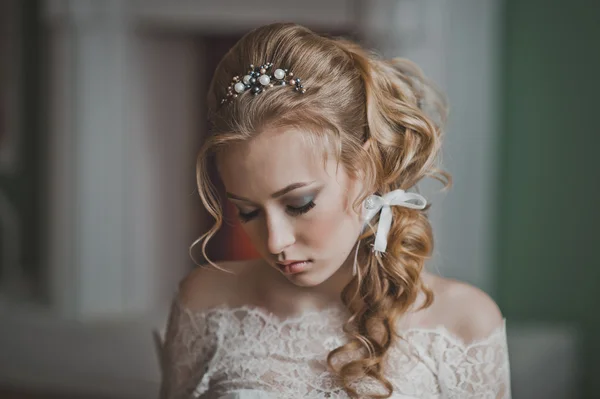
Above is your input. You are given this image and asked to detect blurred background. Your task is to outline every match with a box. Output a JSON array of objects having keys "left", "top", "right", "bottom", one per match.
[{"left": 0, "top": 0, "right": 598, "bottom": 398}]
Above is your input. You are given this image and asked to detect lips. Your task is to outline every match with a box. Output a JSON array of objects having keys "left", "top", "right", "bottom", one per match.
[
  {"left": 276, "top": 260, "right": 312, "bottom": 274},
  {"left": 277, "top": 260, "right": 308, "bottom": 266}
]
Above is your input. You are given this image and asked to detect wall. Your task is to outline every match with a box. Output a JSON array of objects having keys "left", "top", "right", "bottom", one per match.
[
  {"left": 498, "top": 0, "right": 600, "bottom": 397},
  {"left": 4, "top": 0, "right": 585, "bottom": 396},
  {"left": 0, "top": 0, "right": 44, "bottom": 300}
]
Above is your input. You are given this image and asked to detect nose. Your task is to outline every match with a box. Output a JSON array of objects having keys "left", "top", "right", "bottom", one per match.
[{"left": 265, "top": 212, "right": 295, "bottom": 255}]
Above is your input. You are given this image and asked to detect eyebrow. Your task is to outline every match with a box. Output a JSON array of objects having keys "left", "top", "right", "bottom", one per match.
[{"left": 226, "top": 181, "right": 315, "bottom": 203}]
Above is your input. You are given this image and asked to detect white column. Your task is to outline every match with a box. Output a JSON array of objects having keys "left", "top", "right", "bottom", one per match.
[
  {"left": 438, "top": 0, "right": 502, "bottom": 294},
  {"left": 46, "top": 0, "right": 137, "bottom": 318},
  {"left": 359, "top": 0, "right": 501, "bottom": 293}
]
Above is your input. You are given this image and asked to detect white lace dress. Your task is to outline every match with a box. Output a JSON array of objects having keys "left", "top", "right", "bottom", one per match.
[{"left": 159, "top": 300, "right": 511, "bottom": 399}]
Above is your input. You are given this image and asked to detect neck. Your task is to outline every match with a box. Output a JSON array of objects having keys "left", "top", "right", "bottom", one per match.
[
  {"left": 257, "top": 255, "right": 357, "bottom": 314},
  {"left": 303, "top": 254, "right": 356, "bottom": 305}
]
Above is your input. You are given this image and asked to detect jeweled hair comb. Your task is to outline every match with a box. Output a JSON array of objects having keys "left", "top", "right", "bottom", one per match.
[{"left": 220, "top": 62, "right": 306, "bottom": 105}]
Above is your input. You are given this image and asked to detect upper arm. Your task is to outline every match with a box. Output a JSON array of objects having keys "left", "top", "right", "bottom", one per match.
[
  {"left": 159, "top": 297, "right": 210, "bottom": 398},
  {"left": 159, "top": 266, "right": 230, "bottom": 399}
]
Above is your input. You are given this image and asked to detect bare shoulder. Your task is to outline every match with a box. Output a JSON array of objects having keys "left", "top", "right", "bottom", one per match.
[
  {"left": 177, "top": 258, "right": 262, "bottom": 311},
  {"left": 422, "top": 272, "right": 504, "bottom": 343}
]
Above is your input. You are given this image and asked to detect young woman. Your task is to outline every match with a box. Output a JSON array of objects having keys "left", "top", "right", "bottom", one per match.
[{"left": 159, "top": 23, "right": 511, "bottom": 399}]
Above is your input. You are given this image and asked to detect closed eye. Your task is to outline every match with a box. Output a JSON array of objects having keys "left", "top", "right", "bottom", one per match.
[
  {"left": 237, "top": 200, "right": 316, "bottom": 223},
  {"left": 238, "top": 209, "right": 260, "bottom": 223},
  {"left": 286, "top": 200, "right": 316, "bottom": 216}
]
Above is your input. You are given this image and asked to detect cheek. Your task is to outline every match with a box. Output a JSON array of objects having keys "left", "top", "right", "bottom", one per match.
[
  {"left": 299, "top": 201, "right": 360, "bottom": 254},
  {"left": 302, "top": 211, "right": 340, "bottom": 249}
]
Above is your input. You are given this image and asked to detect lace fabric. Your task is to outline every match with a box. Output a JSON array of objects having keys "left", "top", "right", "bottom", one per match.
[{"left": 159, "top": 300, "right": 511, "bottom": 399}]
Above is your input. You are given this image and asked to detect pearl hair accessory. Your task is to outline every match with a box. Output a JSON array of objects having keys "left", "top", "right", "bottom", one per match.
[{"left": 220, "top": 62, "right": 306, "bottom": 105}]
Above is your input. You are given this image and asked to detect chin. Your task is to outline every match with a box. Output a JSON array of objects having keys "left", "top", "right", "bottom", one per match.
[{"left": 284, "top": 273, "right": 324, "bottom": 287}]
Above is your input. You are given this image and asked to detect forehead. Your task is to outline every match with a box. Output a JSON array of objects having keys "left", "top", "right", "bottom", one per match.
[{"left": 216, "top": 128, "right": 339, "bottom": 197}]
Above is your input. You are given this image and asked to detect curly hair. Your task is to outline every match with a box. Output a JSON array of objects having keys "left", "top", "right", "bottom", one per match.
[{"left": 193, "top": 22, "right": 451, "bottom": 398}]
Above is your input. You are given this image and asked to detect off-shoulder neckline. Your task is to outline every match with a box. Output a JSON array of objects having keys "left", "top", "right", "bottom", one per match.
[{"left": 174, "top": 299, "right": 507, "bottom": 349}]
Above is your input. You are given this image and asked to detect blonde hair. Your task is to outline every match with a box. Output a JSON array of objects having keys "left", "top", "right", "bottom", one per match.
[{"left": 193, "top": 23, "right": 451, "bottom": 398}]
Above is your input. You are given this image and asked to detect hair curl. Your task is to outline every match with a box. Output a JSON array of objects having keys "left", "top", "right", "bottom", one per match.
[{"left": 193, "top": 23, "right": 451, "bottom": 398}]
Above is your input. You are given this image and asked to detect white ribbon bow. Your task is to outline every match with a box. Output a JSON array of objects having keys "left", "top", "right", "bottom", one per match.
[{"left": 362, "top": 189, "right": 428, "bottom": 253}]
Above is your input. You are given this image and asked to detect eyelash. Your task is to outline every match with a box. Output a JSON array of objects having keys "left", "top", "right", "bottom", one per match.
[{"left": 238, "top": 200, "right": 316, "bottom": 223}]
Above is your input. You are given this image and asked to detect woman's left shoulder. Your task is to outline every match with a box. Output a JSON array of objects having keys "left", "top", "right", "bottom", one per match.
[{"left": 423, "top": 272, "right": 505, "bottom": 343}]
